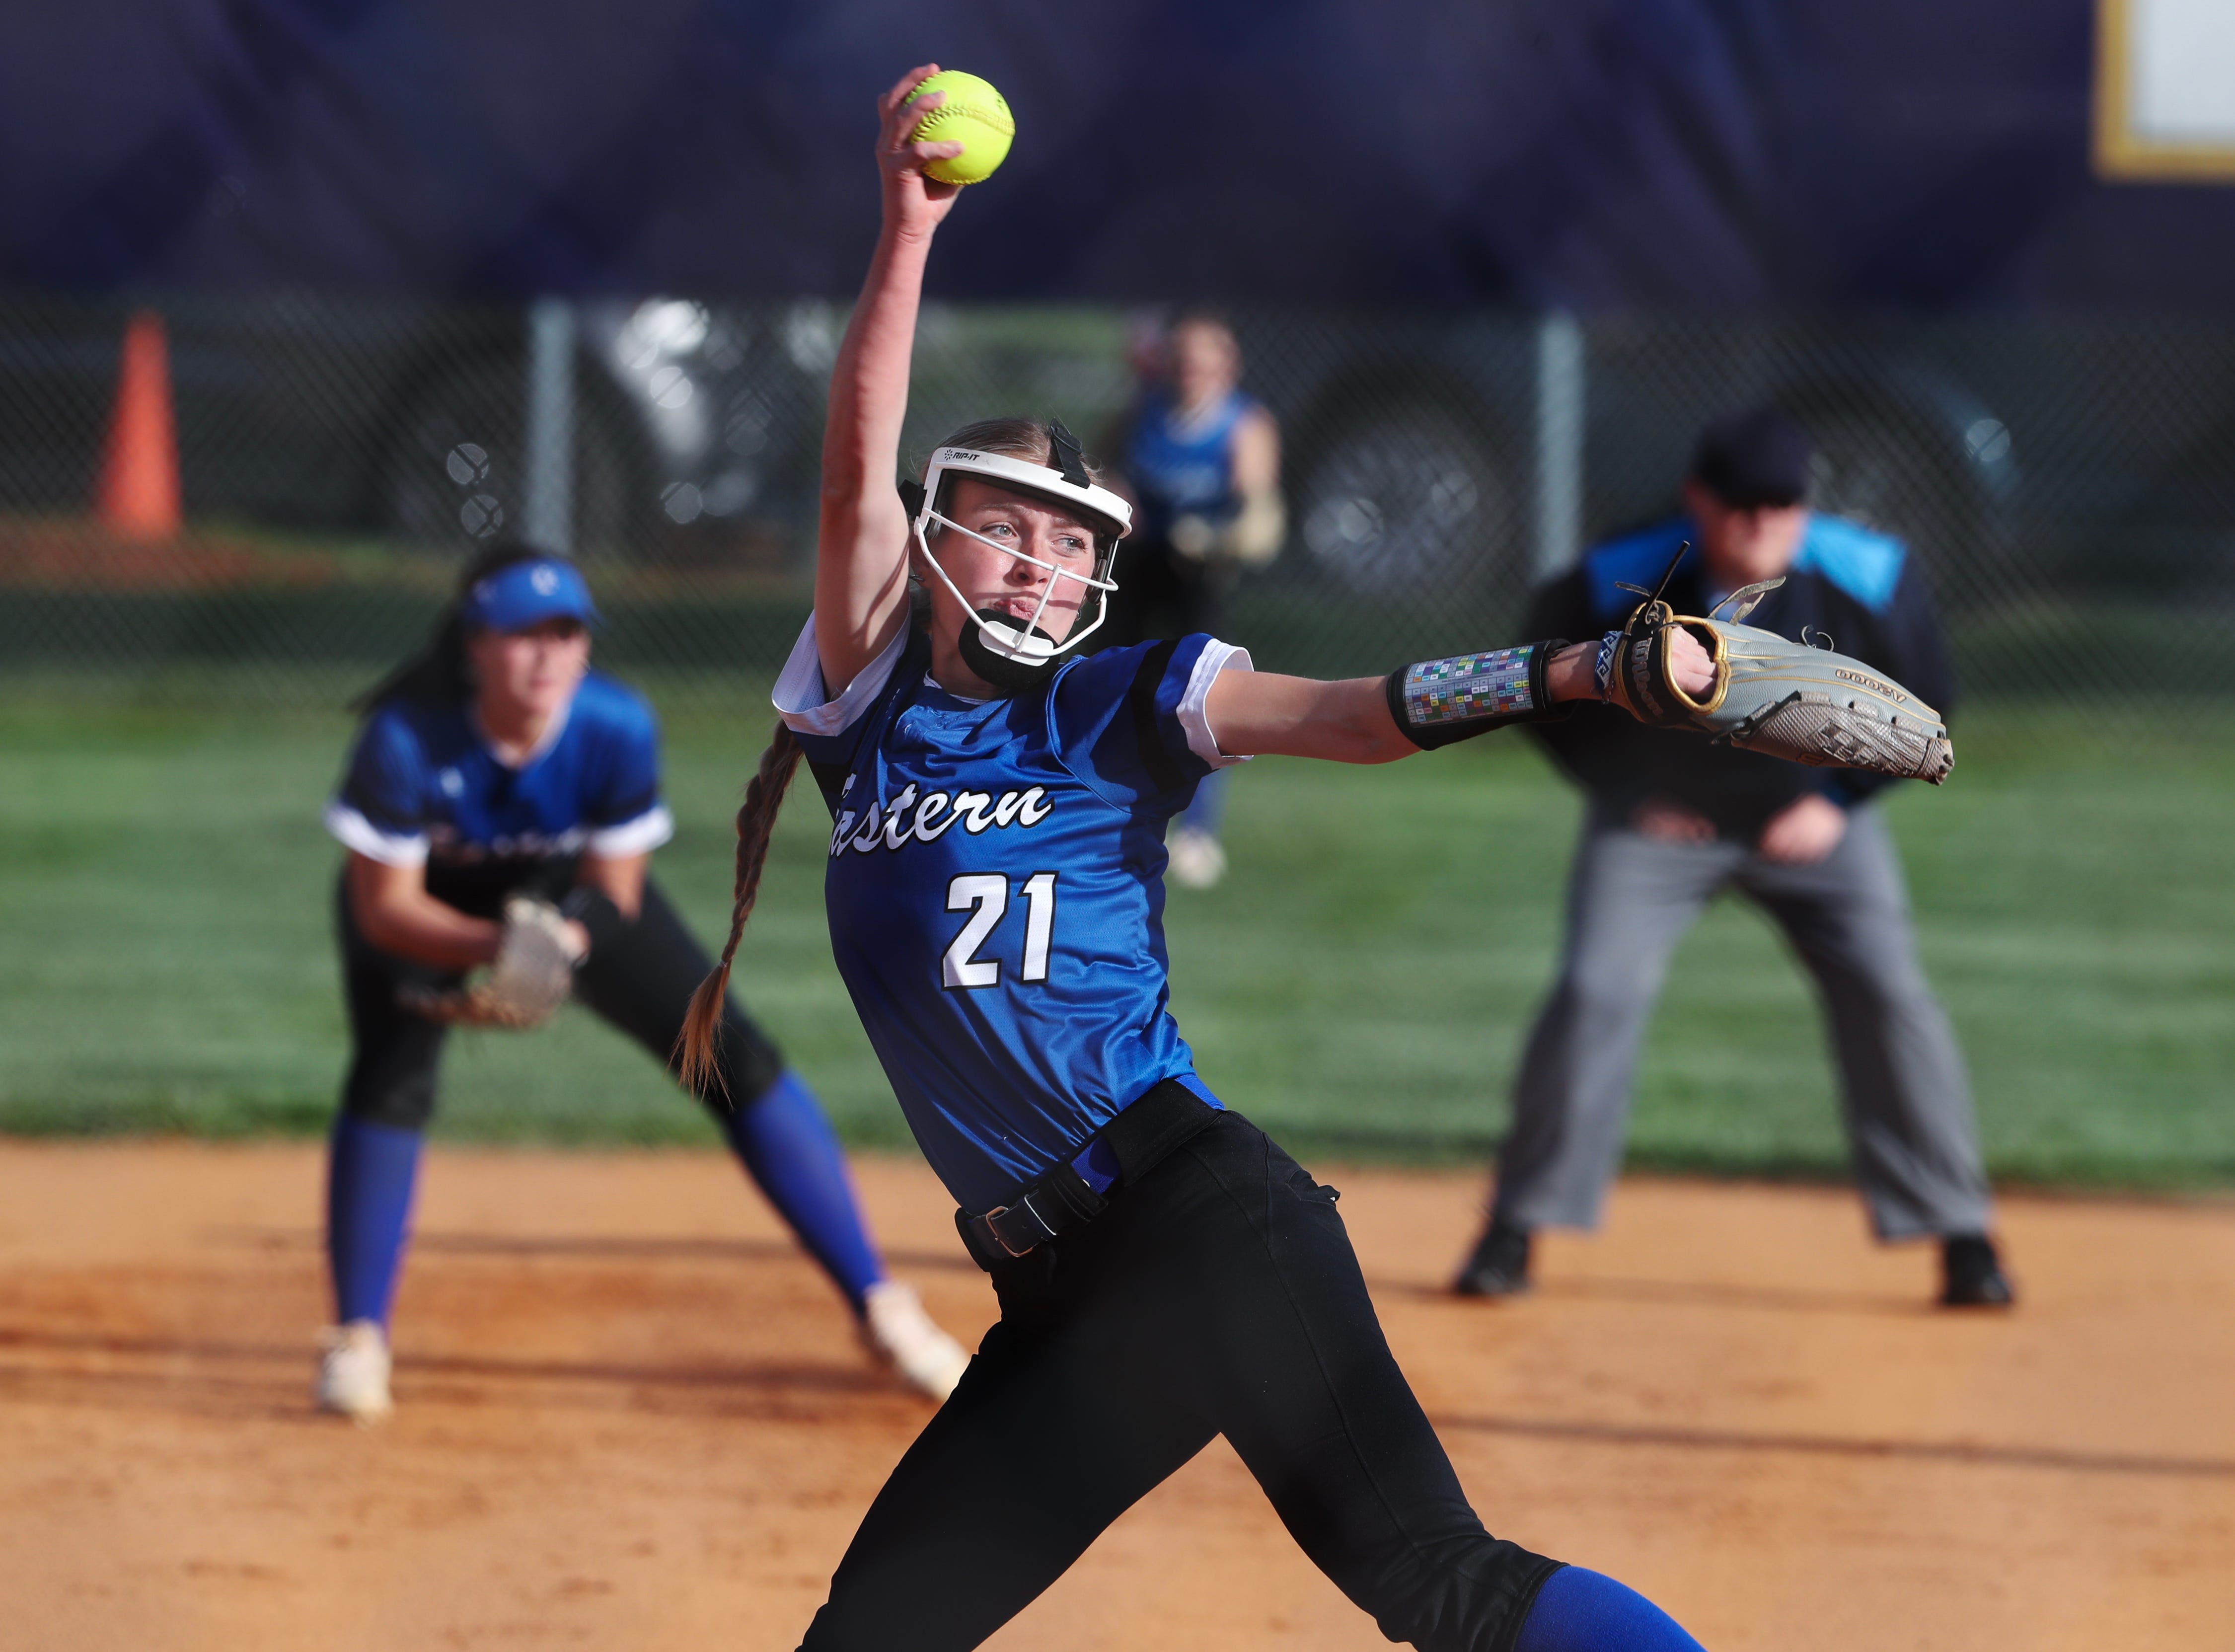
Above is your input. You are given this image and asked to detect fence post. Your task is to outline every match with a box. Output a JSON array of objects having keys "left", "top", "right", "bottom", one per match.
[
  {"left": 523, "top": 297, "right": 576, "bottom": 556},
  {"left": 1533, "top": 311, "right": 1585, "bottom": 578}
]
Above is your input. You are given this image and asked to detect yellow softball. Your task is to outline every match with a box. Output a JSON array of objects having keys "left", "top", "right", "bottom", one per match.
[{"left": 904, "top": 71, "right": 1015, "bottom": 185}]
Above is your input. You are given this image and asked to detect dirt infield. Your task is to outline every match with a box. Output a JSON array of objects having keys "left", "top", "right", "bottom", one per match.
[{"left": 1, "top": 1143, "right": 2230, "bottom": 1652}]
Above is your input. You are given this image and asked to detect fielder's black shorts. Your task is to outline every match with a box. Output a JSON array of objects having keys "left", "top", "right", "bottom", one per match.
[
  {"left": 1102, "top": 531, "right": 1235, "bottom": 650},
  {"left": 335, "top": 869, "right": 785, "bottom": 1132},
  {"left": 799, "top": 1111, "right": 1560, "bottom": 1652}
]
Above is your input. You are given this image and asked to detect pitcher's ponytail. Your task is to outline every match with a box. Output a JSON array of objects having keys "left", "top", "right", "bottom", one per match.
[{"left": 675, "top": 720, "right": 804, "bottom": 1099}]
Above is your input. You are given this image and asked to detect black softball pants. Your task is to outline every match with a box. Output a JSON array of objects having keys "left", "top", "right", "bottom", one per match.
[
  {"left": 799, "top": 1112, "right": 1559, "bottom": 1652},
  {"left": 1102, "top": 531, "right": 1235, "bottom": 650},
  {"left": 337, "top": 875, "right": 787, "bottom": 1130}
]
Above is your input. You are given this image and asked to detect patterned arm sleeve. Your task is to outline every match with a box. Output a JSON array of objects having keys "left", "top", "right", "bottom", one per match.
[{"left": 1383, "top": 641, "right": 1568, "bottom": 751}]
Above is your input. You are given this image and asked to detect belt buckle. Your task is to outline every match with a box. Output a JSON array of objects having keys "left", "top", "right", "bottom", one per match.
[{"left": 981, "top": 1193, "right": 1061, "bottom": 1258}]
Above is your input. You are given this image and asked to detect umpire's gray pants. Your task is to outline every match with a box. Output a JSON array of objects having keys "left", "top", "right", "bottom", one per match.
[{"left": 1491, "top": 805, "right": 1992, "bottom": 1241}]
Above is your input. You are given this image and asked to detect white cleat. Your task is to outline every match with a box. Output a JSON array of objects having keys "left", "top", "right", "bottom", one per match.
[
  {"left": 315, "top": 1319, "right": 394, "bottom": 1426},
  {"left": 860, "top": 1280, "right": 971, "bottom": 1402},
  {"left": 1165, "top": 827, "right": 1227, "bottom": 890}
]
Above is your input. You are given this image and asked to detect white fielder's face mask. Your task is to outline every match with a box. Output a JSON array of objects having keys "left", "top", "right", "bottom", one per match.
[{"left": 908, "top": 432, "right": 1132, "bottom": 691}]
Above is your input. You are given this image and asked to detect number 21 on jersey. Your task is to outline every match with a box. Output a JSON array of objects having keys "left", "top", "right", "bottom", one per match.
[{"left": 943, "top": 872, "right": 1056, "bottom": 989}]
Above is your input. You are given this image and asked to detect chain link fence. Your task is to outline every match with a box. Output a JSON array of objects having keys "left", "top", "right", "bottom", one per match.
[{"left": 3, "top": 289, "right": 2233, "bottom": 713}]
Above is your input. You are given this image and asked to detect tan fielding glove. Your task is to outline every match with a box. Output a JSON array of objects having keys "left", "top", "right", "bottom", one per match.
[
  {"left": 1168, "top": 491, "right": 1285, "bottom": 568},
  {"left": 1604, "top": 579, "right": 1954, "bottom": 784},
  {"left": 400, "top": 896, "right": 581, "bottom": 1029}
]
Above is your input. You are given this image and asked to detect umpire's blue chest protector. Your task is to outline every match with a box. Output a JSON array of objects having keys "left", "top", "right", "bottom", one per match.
[{"left": 776, "top": 619, "right": 1245, "bottom": 1212}]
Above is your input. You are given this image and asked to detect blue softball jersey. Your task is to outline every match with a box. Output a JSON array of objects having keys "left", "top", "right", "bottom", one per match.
[
  {"left": 1124, "top": 388, "right": 1260, "bottom": 539},
  {"left": 775, "top": 618, "right": 1251, "bottom": 1212},
  {"left": 325, "top": 671, "right": 674, "bottom": 882}
]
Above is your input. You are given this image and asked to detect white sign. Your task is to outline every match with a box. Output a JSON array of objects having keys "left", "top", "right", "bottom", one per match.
[{"left": 2099, "top": 0, "right": 2235, "bottom": 178}]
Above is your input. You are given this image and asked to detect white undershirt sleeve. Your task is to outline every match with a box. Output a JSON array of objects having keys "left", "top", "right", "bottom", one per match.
[
  {"left": 1178, "top": 639, "right": 1254, "bottom": 769},
  {"left": 587, "top": 804, "right": 674, "bottom": 858},
  {"left": 323, "top": 801, "right": 430, "bottom": 867},
  {"left": 773, "top": 614, "right": 908, "bottom": 738}
]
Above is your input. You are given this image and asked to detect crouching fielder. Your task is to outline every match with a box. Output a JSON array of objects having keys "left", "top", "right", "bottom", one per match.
[
  {"left": 674, "top": 68, "right": 1715, "bottom": 1652},
  {"left": 314, "top": 540, "right": 968, "bottom": 1423}
]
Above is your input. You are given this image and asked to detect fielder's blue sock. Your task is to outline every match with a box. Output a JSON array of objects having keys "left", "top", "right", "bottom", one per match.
[
  {"left": 1180, "top": 765, "right": 1229, "bottom": 837},
  {"left": 326, "top": 1114, "right": 423, "bottom": 1328},
  {"left": 1515, "top": 1567, "right": 1706, "bottom": 1652},
  {"left": 721, "top": 1070, "right": 885, "bottom": 1312}
]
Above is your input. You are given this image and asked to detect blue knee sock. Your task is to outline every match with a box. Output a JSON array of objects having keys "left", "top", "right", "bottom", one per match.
[
  {"left": 326, "top": 1115, "right": 423, "bottom": 1328},
  {"left": 1516, "top": 1567, "right": 1705, "bottom": 1652},
  {"left": 721, "top": 1070, "right": 885, "bottom": 1312}
]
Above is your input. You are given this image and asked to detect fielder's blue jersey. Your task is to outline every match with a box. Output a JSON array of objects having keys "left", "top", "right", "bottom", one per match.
[
  {"left": 1124, "top": 388, "right": 1260, "bottom": 540},
  {"left": 775, "top": 618, "right": 1251, "bottom": 1212},
  {"left": 326, "top": 671, "right": 674, "bottom": 903}
]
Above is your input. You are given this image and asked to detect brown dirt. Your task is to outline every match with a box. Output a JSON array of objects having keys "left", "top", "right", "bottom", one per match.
[{"left": 0, "top": 1141, "right": 2230, "bottom": 1652}]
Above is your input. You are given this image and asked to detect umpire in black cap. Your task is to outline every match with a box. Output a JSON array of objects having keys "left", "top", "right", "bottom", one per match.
[{"left": 1453, "top": 406, "right": 2013, "bottom": 1308}]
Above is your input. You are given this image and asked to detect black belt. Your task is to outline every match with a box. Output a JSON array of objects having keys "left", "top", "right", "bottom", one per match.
[{"left": 956, "top": 1079, "right": 1218, "bottom": 1272}]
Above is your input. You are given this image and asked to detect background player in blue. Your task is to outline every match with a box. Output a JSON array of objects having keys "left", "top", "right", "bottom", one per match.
[
  {"left": 315, "top": 541, "right": 968, "bottom": 1423},
  {"left": 1099, "top": 309, "right": 1284, "bottom": 888},
  {"left": 673, "top": 68, "right": 1725, "bottom": 1652},
  {"left": 1451, "top": 407, "right": 2013, "bottom": 1310}
]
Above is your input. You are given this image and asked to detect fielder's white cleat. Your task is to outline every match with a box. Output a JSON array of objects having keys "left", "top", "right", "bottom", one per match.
[
  {"left": 860, "top": 1280, "right": 970, "bottom": 1402},
  {"left": 1166, "top": 827, "right": 1227, "bottom": 890},
  {"left": 316, "top": 1319, "right": 394, "bottom": 1426}
]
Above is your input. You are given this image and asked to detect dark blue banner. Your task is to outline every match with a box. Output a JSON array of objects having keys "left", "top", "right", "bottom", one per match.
[{"left": 5, "top": 0, "right": 2233, "bottom": 308}]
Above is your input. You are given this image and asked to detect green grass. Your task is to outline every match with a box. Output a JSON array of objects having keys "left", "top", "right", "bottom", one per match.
[{"left": 1, "top": 695, "right": 2231, "bottom": 1191}]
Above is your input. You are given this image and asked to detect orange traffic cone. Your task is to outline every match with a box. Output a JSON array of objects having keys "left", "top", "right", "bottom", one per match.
[{"left": 99, "top": 310, "right": 182, "bottom": 540}]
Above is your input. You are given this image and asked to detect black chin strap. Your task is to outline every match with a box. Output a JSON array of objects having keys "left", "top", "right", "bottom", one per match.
[{"left": 961, "top": 608, "right": 1062, "bottom": 694}]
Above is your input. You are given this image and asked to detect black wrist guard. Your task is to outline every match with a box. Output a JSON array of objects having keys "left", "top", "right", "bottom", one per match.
[{"left": 1385, "top": 639, "right": 1570, "bottom": 751}]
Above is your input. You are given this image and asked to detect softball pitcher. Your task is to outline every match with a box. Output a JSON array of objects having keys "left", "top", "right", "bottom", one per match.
[
  {"left": 315, "top": 541, "right": 968, "bottom": 1423},
  {"left": 674, "top": 69, "right": 1734, "bottom": 1652}
]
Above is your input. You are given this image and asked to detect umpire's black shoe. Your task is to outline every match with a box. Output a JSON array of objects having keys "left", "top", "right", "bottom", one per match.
[
  {"left": 1939, "top": 1233, "right": 2015, "bottom": 1308},
  {"left": 1453, "top": 1223, "right": 1533, "bottom": 1298}
]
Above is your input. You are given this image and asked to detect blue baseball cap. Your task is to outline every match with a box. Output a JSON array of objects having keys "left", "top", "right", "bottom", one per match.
[{"left": 460, "top": 557, "right": 598, "bottom": 632}]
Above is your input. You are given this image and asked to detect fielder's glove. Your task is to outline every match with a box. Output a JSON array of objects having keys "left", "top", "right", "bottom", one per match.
[
  {"left": 1602, "top": 579, "right": 1954, "bottom": 784},
  {"left": 400, "top": 896, "right": 582, "bottom": 1029}
]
